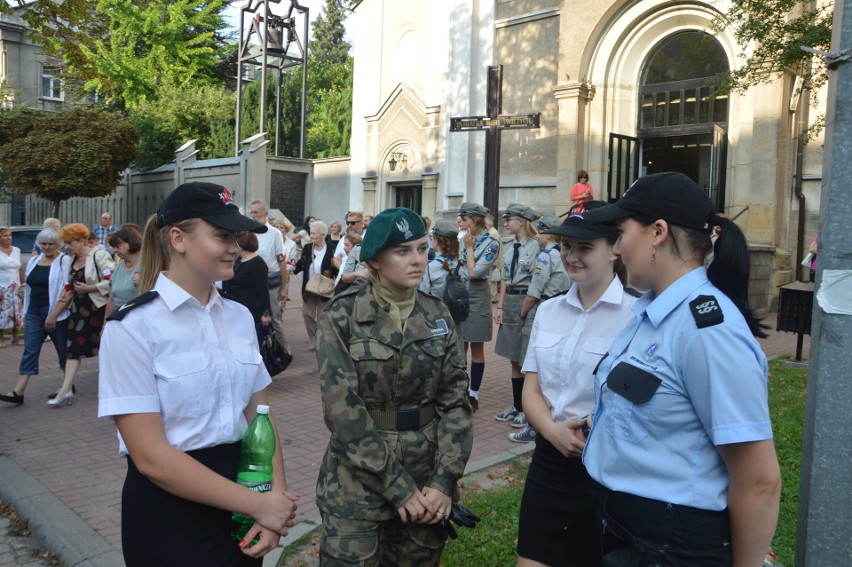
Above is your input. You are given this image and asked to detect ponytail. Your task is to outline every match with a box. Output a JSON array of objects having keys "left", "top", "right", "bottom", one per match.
[
  {"left": 137, "top": 214, "right": 199, "bottom": 295},
  {"left": 137, "top": 214, "right": 165, "bottom": 295},
  {"left": 706, "top": 217, "right": 769, "bottom": 338}
]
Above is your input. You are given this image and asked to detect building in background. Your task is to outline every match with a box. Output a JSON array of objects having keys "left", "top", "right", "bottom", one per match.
[{"left": 344, "top": 0, "right": 826, "bottom": 309}]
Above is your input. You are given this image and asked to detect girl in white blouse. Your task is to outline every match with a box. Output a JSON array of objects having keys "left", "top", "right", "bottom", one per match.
[
  {"left": 515, "top": 201, "right": 638, "bottom": 567},
  {"left": 98, "top": 183, "right": 298, "bottom": 566}
]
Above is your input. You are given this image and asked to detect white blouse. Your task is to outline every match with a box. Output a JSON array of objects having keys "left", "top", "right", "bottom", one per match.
[
  {"left": 521, "top": 276, "right": 637, "bottom": 422},
  {"left": 0, "top": 246, "right": 21, "bottom": 287}
]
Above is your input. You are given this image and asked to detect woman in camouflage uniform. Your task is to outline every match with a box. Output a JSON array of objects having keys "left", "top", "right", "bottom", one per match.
[{"left": 316, "top": 208, "right": 473, "bottom": 566}]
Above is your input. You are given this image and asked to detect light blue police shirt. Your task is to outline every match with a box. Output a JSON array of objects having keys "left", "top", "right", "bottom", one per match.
[{"left": 583, "top": 267, "right": 772, "bottom": 511}]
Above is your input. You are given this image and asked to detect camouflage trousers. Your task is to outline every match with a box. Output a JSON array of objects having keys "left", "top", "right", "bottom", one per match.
[{"left": 319, "top": 512, "right": 447, "bottom": 566}]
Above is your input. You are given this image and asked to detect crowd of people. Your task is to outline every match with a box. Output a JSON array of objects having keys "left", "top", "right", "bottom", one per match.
[{"left": 0, "top": 172, "right": 783, "bottom": 566}]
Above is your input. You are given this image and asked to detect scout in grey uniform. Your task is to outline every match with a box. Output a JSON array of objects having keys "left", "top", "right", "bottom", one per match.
[
  {"left": 316, "top": 208, "right": 473, "bottom": 566},
  {"left": 519, "top": 215, "right": 570, "bottom": 363},
  {"left": 493, "top": 204, "right": 540, "bottom": 429},
  {"left": 458, "top": 202, "right": 500, "bottom": 411},
  {"left": 418, "top": 220, "right": 460, "bottom": 300}
]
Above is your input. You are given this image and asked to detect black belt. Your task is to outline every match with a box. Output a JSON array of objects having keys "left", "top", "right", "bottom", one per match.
[
  {"left": 470, "top": 279, "right": 487, "bottom": 283},
  {"left": 368, "top": 404, "right": 436, "bottom": 430},
  {"left": 505, "top": 287, "right": 529, "bottom": 295}
]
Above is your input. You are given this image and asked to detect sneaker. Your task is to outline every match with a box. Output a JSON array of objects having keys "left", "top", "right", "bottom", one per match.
[
  {"left": 510, "top": 411, "right": 528, "bottom": 428},
  {"left": 508, "top": 425, "right": 536, "bottom": 443},
  {"left": 494, "top": 406, "right": 519, "bottom": 422}
]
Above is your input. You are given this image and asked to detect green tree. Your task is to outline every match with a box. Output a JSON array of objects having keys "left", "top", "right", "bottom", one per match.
[
  {"left": 20, "top": 0, "right": 231, "bottom": 108},
  {"left": 712, "top": 1, "right": 833, "bottom": 101},
  {"left": 311, "top": 0, "right": 351, "bottom": 65},
  {"left": 0, "top": 108, "right": 139, "bottom": 217},
  {"left": 131, "top": 81, "right": 236, "bottom": 169}
]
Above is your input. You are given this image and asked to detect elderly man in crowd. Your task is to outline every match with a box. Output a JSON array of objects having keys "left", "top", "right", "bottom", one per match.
[{"left": 93, "top": 212, "right": 118, "bottom": 254}]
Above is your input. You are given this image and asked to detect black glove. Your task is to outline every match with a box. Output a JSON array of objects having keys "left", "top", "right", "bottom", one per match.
[{"left": 441, "top": 503, "right": 480, "bottom": 539}]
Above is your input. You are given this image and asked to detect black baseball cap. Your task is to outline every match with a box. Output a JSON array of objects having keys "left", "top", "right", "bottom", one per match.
[
  {"left": 156, "top": 182, "right": 267, "bottom": 233},
  {"left": 581, "top": 172, "right": 715, "bottom": 233},
  {"left": 542, "top": 201, "right": 620, "bottom": 241}
]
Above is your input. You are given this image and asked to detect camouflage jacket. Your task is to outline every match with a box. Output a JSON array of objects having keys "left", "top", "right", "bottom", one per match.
[{"left": 316, "top": 283, "right": 473, "bottom": 520}]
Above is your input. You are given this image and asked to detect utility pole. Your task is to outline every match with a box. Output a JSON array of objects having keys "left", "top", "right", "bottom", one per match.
[{"left": 795, "top": 1, "right": 852, "bottom": 564}]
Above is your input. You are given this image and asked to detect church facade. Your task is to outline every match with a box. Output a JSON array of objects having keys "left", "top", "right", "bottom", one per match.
[{"left": 345, "top": 0, "right": 826, "bottom": 309}]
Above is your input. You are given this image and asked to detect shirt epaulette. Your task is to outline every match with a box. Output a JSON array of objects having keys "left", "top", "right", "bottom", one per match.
[
  {"left": 107, "top": 290, "right": 160, "bottom": 321},
  {"left": 689, "top": 294, "right": 724, "bottom": 328}
]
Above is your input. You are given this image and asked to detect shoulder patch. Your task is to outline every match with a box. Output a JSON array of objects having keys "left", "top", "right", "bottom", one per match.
[
  {"left": 107, "top": 291, "right": 160, "bottom": 321},
  {"left": 689, "top": 295, "right": 724, "bottom": 328}
]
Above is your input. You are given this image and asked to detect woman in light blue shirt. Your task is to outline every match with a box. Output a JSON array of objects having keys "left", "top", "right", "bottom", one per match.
[{"left": 582, "top": 172, "right": 781, "bottom": 567}]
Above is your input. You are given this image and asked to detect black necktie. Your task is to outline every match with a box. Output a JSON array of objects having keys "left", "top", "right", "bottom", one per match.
[{"left": 510, "top": 242, "right": 521, "bottom": 281}]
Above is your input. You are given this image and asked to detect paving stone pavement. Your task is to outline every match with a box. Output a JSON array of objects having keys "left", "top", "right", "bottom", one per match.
[{"left": 0, "top": 274, "right": 808, "bottom": 565}]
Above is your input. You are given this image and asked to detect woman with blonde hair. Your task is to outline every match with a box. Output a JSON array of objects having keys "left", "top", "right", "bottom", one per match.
[{"left": 98, "top": 182, "right": 298, "bottom": 565}]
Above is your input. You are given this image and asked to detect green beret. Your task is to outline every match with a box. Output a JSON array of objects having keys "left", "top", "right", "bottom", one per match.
[
  {"left": 458, "top": 202, "right": 489, "bottom": 217},
  {"left": 360, "top": 208, "right": 426, "bottom": 262},
  {"left": 502, "top": 203, "right": 538, "bottom": 221}
]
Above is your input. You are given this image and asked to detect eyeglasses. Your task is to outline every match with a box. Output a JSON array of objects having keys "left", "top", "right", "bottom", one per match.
[
  {"left": 346, "top": 220, "right": 360, "bottom": 225},
  {"left": 39, "top": 242, "right": 57, "bottom": 246}
]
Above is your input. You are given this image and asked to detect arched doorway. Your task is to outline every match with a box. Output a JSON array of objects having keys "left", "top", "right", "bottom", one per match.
[{"left": 608, "top": 31, "right": 730, "bottom": 212}]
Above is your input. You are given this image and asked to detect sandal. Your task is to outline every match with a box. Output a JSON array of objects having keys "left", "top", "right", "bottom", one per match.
[{"left": 0, "top": 391, "right": 24, "bottom": 404}]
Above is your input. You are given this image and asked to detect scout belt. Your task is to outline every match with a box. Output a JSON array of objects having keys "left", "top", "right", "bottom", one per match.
[
  {"left": 368, "top": 404, "right": 436, "bottom": 430},
  {"left": 505, "top": 287, "right": 529, "bottom": 295}
]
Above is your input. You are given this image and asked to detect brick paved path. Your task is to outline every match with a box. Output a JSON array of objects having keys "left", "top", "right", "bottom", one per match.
[{"left": 0, "top": 275, "right": 808, "bottom": 557}]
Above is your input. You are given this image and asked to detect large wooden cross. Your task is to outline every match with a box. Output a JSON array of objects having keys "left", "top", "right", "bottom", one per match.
[{"left": 449, "top": 65, "right": 541, "bottom": 216}]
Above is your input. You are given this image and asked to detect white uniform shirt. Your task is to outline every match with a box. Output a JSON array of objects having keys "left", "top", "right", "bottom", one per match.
[
  {"left": 522, "top": 276, "right": 637, "bottom": 422},
  {"left": 98, "top": 273, "right": 271, "bottom": 456},
  {"left": 256, "top": 222, "right": 285, "bottom": 274}
]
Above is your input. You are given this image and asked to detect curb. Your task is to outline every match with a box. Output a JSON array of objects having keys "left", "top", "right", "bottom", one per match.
[{"left": 0, "top": 456, "right": 124, "bottom": 567}]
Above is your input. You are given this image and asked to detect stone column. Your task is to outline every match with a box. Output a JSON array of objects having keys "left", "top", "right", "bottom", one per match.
[{"left": 553, "top": 82, "right": 595, "bottom": 214}]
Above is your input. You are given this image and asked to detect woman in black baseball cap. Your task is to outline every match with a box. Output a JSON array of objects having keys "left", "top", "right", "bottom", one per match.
[
  {"left": 98, "top": 183, "right": 298, "bottom": 565},
  {"left": 581, "top": 173, "right": 780, "bottom": 567}
]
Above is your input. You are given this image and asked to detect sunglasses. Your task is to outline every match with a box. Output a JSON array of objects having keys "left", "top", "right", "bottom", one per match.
[{"left": 346, "top": 220, "right": 361, "bottom": 225}]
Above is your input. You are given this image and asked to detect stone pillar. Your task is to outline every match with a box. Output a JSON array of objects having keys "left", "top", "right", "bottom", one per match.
[
  {"left": 361, "top": 176, "right": 377, "bottom": 216},
  {"left": 422, "top": 173, "right": 439, "bottom": 222},
  {"left": 553, "top": 82, "right": 595, "bottom": 214},
  {"left": 174, "top": 139, "right": 199, "bottom": 188},
  {"left": 238, "top": 132, "right": 270, "bottom": 214}
]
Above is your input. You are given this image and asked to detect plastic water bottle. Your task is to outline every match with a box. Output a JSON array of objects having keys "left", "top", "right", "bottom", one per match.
[
  {"left": 230, "top": 404, "right": 275, "bottom": 543},
  {"left": 764, "top": 548, "right": 784, "bottom": 567}
]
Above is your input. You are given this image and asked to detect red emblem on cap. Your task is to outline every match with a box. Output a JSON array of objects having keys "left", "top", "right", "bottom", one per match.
[{"left": 219, "top": 187, "right": 236, "bottom": 206}]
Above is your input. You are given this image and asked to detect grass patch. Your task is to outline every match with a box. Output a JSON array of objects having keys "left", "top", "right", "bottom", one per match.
[
  {"left": 440, "top": 460, "right": 529, "bottom": 566},
  {"left": 278, "top": 358, "right": 807, "bottom": 565},
  {"left": 768, "top": 358, "right": 808, "bottom": 566}
]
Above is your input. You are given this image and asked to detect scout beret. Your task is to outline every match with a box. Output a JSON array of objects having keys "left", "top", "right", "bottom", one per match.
[
  {"left": 458, "top": 202, "right": 489, "bottom": 217},
  {"left": 432, "top": 219, "right": 459, "bottom": 239},
  {"left": 360, "top": 207, "right": 426, "bottom": 262},
  {"left": 535, "top": 215, "right": 562, "bottom": 231},
  {"left": 581, "top": 172, "right": 716, "bottom": 233},
  {"left": 502, "top": 203, "right": 538, "bottom": 221}
]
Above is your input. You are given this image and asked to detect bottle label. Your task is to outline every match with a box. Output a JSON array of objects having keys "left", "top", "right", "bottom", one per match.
[{"left": 238, "top": 480, "right": 272, "bottom": 493}]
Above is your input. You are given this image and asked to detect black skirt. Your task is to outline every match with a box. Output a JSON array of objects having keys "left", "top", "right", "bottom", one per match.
[
  {"left": 517, "top": 434, "right": 601, "bottom": 566},
  {"left": 122, "top": 442, "right": 262, "bottom": 567}
]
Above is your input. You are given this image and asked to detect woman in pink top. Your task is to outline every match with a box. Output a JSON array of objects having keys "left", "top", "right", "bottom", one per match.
[{"left": 570, "top": 170, "right": 594, "bottom": 206}]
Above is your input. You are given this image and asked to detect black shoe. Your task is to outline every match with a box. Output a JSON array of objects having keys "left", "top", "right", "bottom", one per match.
[
  {"left": 467, "top": 394, "right": 479, "bottom": 413},
  {"left": 0, "top": 392, "right": 24, "bottom": 405},
  {"left": 47, "top": 384, "right": 76, "bottom": 400}
]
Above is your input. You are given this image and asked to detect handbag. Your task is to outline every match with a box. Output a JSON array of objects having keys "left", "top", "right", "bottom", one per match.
[
  {"left": 267, "top": 272, "right": 283, "bottom": 289},
  {"left": 259, "top": 328, "right": 292, "bottom": 377},
  {"left": 305, "top": 273, "right": 336, "bottom": 298}
]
